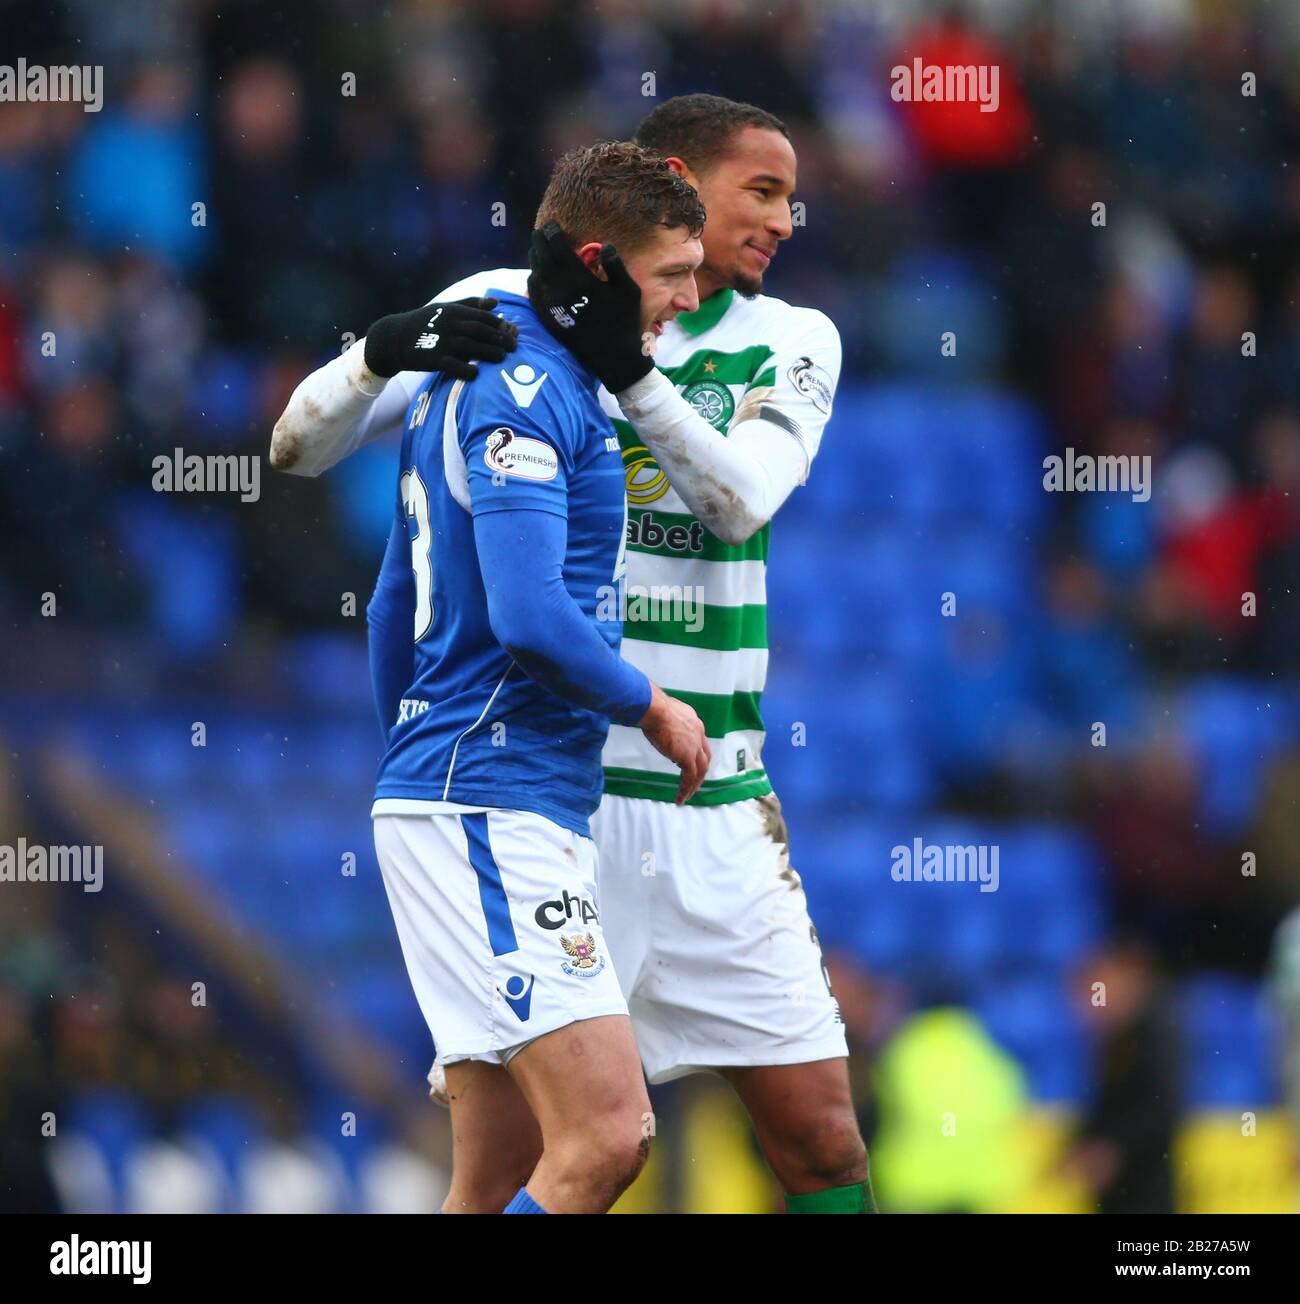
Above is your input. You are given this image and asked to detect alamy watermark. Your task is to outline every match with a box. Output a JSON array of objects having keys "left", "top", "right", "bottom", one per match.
[
  {"left": 50, "top": 1237, "right": 150, "bottom": 1284},
  {"left": 596, "top": 583, "right": 705, "bottom": 633},
  {"left": 890, "top": 59, "right": 999, "bottom": 113},
  {"left": 0, "top": 840, "right": 103, "bottom": 892},
  {"left": 0, "top": 60, "right": 103, "bottom": 112},
  {"left": 890, "top": 837, "right": 999, "bottom": 893},
  {"left": 1043, "top": 447, "right": 1151, "bottom": 503},
  {"left": 152, "top": 448, "right": 261, "bottom": 502}
]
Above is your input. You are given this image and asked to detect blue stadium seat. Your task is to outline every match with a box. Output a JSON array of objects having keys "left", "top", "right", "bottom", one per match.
[
  {"left": 851, "top": 894, "right": 914, "bottom": 973},
  {"left": 166, "top": 801, "right": 247, "bottom": 889},
  {"left": 290, "top": 721, "right": 380, "bottom": 791},
  {"left": 177, "top": 1096, "right": 266, "bottom": 1163},
  {"left": 1179, "top": 975, "right": 1282, "bottom": 1108},
  {"left": 333, "top": 441, "right": 402, "bottom": 556},
  {"left": 798, "top": 821, "right": 893, "bottom": 952},
  {"left": 343, "top": 970, "right": 427, "bottom": 1062},
  {"left": 176, "top": 1096, "right": 268, "bottom": 1212},
  {"left": 920, "top": 526, "right": 1035, "bottom": 621},
  {"left": 64, "top": 1090, "right": 154, "bottom": 1213},
  {"left": 870, "top": 250, "right": 1007, "bottom": 382},
  {"left": 114, "top": 494, "right": 238, "bottom": 658},
  {"left": 108, "top": 718, "right": 195, "bottom": 798},
  {"left": 766, "top": 671, "right": 935, "bottom": 815},
  {"left": 888, "top": 816, "right": 1001, "bottom": 981},
  {"left": 186, "top": 349, "right": 257, "bottom": 437},
  {"left": 940, "top": 389, "right": 1047, "bottom": 531},
  {"left": 796, "top": 382, "right": 929, "bottom": 520},
  {"left": 973, "top": 977, "right": 1089, "bottom": 1105},
  {"left": 1179, "top": 678, "right": 1296, "bottom": 836},
  {"left": 1182, "top": 1057, "right": 1275, "bottom": 1110},
  {"left": 1077, "top": 491, "right": 1157, "bottom": 581},
  {"left": 989, "top": 825, "right": 1107, "bottom": 972},
  {"left": 936, "top": 891, "right": 1003, "bottom": 982},
  {"left": 222, "top": 730, "right": 290, "bottom": 796},
  {"left": 305, "top": 1098, "right": 391, "bottom": 1176},
  {"left": 286, "top": 634, "right": 375, "bottom": 712}
]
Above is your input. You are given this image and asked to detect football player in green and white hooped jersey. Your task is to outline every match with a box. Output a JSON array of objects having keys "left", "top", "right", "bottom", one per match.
[
  {"left": 529, "top": 95, "right": 872, "bottom": 1215},
  {"left": 268, "top": 94, "right": 872, "bottom": 1214}
]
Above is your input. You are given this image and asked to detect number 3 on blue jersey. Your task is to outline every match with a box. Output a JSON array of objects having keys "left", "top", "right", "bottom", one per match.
[{"left": 401, "top": 468, "right": 434, "bottom": 641}]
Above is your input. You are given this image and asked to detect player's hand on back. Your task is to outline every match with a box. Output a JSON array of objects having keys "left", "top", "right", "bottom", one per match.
[
  {"left": 527, "top": 221, "right": 655, "bottom": 394},
  {"left": 363, "top": 297, "right": 519, "bottom": 381},
  {"left": 638, "top": 683, "right": 711, "bottom": 804}
]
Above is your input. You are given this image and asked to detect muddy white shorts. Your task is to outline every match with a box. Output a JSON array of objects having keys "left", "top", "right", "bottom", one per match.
[
  {"left": 588, "top": 791, "right": 847, "bottom": 1084},
  {"left": 371, "top": 805, "right": 628, "bottom": 1066}
]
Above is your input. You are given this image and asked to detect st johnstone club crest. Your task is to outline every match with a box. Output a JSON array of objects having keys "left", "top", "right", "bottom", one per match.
[{"left": 560, "top": 932, "right": 606, "bottom": 978}]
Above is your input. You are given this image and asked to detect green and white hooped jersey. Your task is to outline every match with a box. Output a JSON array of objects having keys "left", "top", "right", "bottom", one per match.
[{"left": 599, "top": 287, "right": 841, "bottom": 805}]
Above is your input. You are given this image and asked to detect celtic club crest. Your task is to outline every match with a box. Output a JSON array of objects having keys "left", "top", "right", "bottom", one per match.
[{"left": 681, "top": 379, "right": 735, "bottom": 430}]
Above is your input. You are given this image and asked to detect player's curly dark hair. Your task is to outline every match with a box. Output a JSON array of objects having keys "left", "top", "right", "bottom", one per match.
[
  {"left": 635, "top": 93, "right": 789, "bottom": 175},
  {"left": 534, "top": 140, "right": 706, "bottom": 256}
]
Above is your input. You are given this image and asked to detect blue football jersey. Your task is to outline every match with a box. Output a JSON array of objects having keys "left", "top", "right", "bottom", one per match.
[{"left": 373, "top": 290, "right": 628, "bottom": 835}]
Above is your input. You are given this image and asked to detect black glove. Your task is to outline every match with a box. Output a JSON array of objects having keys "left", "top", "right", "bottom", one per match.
[
  {"left": 363, "top": 296, "right": 518, "bottom": 381},
  {"left": 527, "top": 221, "right": 655, "bottom": 394}
]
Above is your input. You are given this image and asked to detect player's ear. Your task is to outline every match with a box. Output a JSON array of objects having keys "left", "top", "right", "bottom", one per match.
[
  {"left": 662, "top": 155, "right": 697, "bottom": 187},
  {"left": 575, "top": 242, "right": 606, "bottom": 278}
]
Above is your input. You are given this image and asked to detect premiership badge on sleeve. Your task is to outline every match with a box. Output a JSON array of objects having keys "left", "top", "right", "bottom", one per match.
[
  {"left": 789, "top": 356, "right": 833, "bottom": 413},
  {"left": 484, "top": 427, "right": 559, "bottom": 480}
]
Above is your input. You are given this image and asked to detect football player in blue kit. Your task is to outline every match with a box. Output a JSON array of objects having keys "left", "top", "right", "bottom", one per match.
[{"left": 363, "top": 143, "right": 708, "bottom": 1214}]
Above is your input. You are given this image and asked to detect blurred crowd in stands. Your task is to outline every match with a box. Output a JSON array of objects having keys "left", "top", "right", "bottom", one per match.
[{"left": 3, "top": 0, "right": 1300, "bottom": 1212}]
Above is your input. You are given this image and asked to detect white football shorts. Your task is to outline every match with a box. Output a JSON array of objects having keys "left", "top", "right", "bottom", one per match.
[
  {"left": 371, "top": 806, "right": 628, "bottom": 1066},
  {"left": 588, "top": 791, "right": 848, "bottom": 1084}
]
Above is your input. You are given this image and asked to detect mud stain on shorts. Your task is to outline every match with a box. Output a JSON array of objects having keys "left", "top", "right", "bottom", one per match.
[{"left": 756, "top": 792, "right": 803, "bottom": 893}]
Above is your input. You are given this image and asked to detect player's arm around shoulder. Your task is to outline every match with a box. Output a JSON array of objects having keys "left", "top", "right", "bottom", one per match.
[
  {"left": 268, "top": 290, "right": 517, "bottom": 477},
  {"left": 612, "top": 303, "right": 842, "bottom": 546},
  {"left": 269, "top": 339, "right": 414, "bottom": 477}
]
